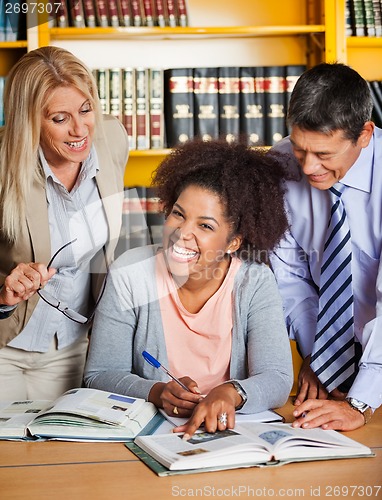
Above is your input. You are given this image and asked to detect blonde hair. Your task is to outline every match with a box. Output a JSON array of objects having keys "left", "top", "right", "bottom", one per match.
[{"left": 0, "top": 46, "right": 102, "bottom": 242}]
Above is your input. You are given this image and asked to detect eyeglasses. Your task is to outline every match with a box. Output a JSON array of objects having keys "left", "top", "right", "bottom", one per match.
[{"left": 37, "top": 239, "right": 107, "bottom": 324}]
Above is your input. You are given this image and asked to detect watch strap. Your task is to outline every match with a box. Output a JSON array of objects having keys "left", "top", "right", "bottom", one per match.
[{"left": 224, "top": 380, "right": 247, "bottom": 410}]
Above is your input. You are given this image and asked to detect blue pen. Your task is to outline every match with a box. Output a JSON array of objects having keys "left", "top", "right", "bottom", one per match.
[{"left": 142, "top": 350, "right": 191, "bottom": 392}]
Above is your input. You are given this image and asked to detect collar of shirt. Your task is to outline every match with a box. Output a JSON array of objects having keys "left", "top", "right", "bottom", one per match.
[
  {"left": 340, "top": 133, "right": 374, "bottom": 194},
  {"left": 38, "top": 145, "right": 99, "bottom": 203}
]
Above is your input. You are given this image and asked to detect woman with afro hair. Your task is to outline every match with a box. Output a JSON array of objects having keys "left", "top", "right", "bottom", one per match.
[{"left": 84, "top": 139, "right": 293, "bottom": 438}]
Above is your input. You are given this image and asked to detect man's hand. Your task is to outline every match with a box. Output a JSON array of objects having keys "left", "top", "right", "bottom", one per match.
[
  {"left": 292, "top": 399, "right": 365, "bottom": 431},
  {"left": 294, "top": 355, "right": 329, "bottom": 405}
]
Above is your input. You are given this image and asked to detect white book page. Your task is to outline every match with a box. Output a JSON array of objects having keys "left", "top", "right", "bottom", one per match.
[
  {"left": 34, "top": 388, "right": 146, "bottom": 426},
  {"left": 158, "top": 408, "right": 282, "bottom": 428}
]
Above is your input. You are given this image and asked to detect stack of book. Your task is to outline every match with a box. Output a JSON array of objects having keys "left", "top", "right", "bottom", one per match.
[
  {"left": 116, "top": 186, "right": 165, "bottom": 256},
  {"left": 93, "top": 67, "right": 165, "bottom": 151},
  {"left": 50, "top": 0, "right": 188, "bottom": 28},
  {"left": 0, "top": 1, "right": 26, "bottom": 41},
  {"left": 369, "top": 80, "right": 382, "bottom": 126},
  {"left": 93, "top": 65, "right": 305, "bottom": 149},
  {"left": 346, "top": 0, "right": 382, "bottom": 36}
]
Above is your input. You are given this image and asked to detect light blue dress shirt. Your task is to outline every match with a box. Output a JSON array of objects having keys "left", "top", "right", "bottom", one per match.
[
  {"left": 7, "top": 147, "right": 108, "bottom": 352},
  {"left": 270, "top": 128, "right": 382, "bottom": 410}
]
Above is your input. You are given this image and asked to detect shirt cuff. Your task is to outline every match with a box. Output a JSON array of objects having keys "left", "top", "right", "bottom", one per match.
[
  {"left": 0, "top": 304, "right": 17, "bottom": 312},
  {"left": 347, "top": 366, "right": 382, "bottom": 409}
]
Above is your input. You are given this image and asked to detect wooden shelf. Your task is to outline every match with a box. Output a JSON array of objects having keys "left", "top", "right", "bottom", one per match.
[
  {"left": 347, "top": 37, "right": 382, "bottom": 48},
  {"left": 0, "top": 41, "right": 28, "bottom": 48},
  {"left": 49, "top": 25, "right": 325, "bottom": 41}
]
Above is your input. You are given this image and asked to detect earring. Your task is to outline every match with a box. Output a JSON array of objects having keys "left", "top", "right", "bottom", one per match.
[{"left": 226, "top": 249, "right": 231, "bottom": 255}]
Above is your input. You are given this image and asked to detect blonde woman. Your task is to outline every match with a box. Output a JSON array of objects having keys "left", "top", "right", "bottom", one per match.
[{"left": 0, "top": 46, "right": 129, "bottom": 399}]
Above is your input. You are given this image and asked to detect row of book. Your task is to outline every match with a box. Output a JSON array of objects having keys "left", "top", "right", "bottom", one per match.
[
  {"left": 51, "top": 0, "right": 188, "bottom": 28},
  {"left": 369, "top": 80, "right": 382, "bottom": 127},
  {"left": 115, "top": 186, "right": 165, "bottom": 256},
  {"left": 0, "top": 1, "right": 26, "bottom": 41},
  {"left": 93, "top": 65, "right": 306, "bottom": 150},
  {"left": 346, "top": 0, "right": 382, "bottom": 36}
]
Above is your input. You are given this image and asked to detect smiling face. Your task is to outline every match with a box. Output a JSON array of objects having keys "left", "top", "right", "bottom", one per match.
[
  {"left": 40, "top": 85, "right": 95, "bottom": 169},
  {"left": 162, "top": 185, "right": 241, "bottom": 282},
  {"left": 290, "top": 124, "right": 374, "bottom": 190}
]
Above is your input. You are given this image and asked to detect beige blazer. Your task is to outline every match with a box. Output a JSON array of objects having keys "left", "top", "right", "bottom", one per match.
[{"left": 0, "top": 115, "right": 129, "bottom": 348}]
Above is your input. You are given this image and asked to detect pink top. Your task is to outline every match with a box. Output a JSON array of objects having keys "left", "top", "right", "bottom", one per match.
[{"left": 156, "top": 253, "right": 242, "bottom": 395}]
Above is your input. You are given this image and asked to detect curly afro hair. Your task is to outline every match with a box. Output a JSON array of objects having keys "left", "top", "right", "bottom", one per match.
[{"left": 152, "top": 139, "right": 289, "bottom": 263}]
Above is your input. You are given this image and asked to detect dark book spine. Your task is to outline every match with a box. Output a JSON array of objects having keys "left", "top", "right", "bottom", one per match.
[
  {"left": 218, "top": 67, "right": 240, "bottom": 144},
  {"left": 0, "top": 77, "right": 5, "bottom": 126},
  {"left": 126, "top": 186, "right": 149, "bottom": 249},
  {"left": 345, "top": 0, "right": 355, "bottom": 36},
  {"left": 149, "top": 68, "right": 165, "bottom": 149},
  {"left": 95, "top": 68, "right": 110, "bottom": 114},
  {"left": 176, "top": 0, "right": 188, "bottom": 26},
  {"left": 82, "top": 0, "right": 97, "bottom": 27},
  {"left": 193, "top": 67, "right": 219, "bottom": 142},
  {"left": 94, "top": 0, "right": 109, "bottom": 26},
  {"left": 142, "top": 0, "right": 155, "bottom": 26},
  {"left": 131, "top": 0, "right": 143, "bottom": 26},
  {"left": 146, "top": 187, "right": 165, "bottom": 245},
  {"left": 135, "top": 68, "right": 150, "bottom": 150},
  {"left": 166, "top": 0, "right": 177, "bottom": 26},
  {"left": 154, "top": 0, "right": 166, "bottom": 26},
  {"left": 54, "top": 0, "right": 69, "bottom": 28},
  {"left": 264, "top": 66, "right": 287, "bottom": 146},
  {"left": 373, "top": 0, "right": 382, "bottom": 36},
  {"left": 109, "top": 68, "right": 122, "bottom": 122},
  {"left": 239, "top": 66, "right": 265, "bottom": 146},
  {"left": 363, "top": 0, "right": 376, "bottom": 35},
  {"left": 68, "top": 0, "right": 86, "bottom": 27},
  {"left": 353, "top": 0, "right": 366, "bottom": 35},
  {"left": 164, "top": 68, "right": 194, "bottom": 147},
  {"left": 117, "top": 0, "right": 132, "bottom": 26},
  {"left": 122, "top": 68, "right": 136, "bottom": 150},
  {"left": 285, "top": 65, "right": 305, "bottom": 133},
  {"left": 108, "top": 0, "right": 120, "bottom": 26},
  {"left": 369, "top": 80, "right": 382, "bottom": 127}
]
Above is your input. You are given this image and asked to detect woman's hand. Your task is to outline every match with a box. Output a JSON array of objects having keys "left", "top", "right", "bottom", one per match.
[
  {"left": 173, "top": 383, "right": 242, "bottom": 439},
  {"left": 149, "top": 377, "right": 203, "bottom": 418},
  {"left": 0, "top": 263, "right": 56, "bottom": 306}
]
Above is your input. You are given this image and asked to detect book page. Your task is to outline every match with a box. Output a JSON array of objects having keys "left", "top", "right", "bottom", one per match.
[
  {"left": 136, "top": 428, "right": 271, "bottom": 470},
  {"left": 234, "top": 422, "right": 373, "bottom": 461},
  {"left": 34, "top": 388, "right": 146, "bottom": 427},
  {"left": 158, "top": 409, "right": 283, "bottom": 428},
  {"left": 0, "top": 401, "right": 50, "bottom": 438}
]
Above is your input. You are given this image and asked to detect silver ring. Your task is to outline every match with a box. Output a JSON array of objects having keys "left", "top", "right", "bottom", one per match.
[{"left": 218, "top": 412, "right": 227, "bottom": 426}]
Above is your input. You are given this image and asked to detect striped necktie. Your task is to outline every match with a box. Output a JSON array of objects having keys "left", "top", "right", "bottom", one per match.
[{"left": 310, "top": 184, "right": 356, "bottom": 393}]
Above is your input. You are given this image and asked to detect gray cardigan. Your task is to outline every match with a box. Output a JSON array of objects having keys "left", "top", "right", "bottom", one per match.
[{"left": 84, "top": 246, "right": 293, "bottom": 413}]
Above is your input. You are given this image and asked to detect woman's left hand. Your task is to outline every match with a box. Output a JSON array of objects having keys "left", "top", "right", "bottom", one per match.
[{"left": 173, "top": 383, "right": 241, "bottom": 439}]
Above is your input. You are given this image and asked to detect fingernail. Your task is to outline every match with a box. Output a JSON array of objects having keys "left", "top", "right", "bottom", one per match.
[
  {"left": 193, "top": 387, "right": 201, "bottom": 394},
  {"left": 182, "top": 433, "right": 190, "bottom": 441}
]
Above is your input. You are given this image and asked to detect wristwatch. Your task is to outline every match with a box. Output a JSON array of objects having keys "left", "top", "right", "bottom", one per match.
[
  {"left": 346, "top": 397, "right": 373, "bottom": 424},
  {"left": 224, "top": 380, "right": 248, "bottom": 410}
]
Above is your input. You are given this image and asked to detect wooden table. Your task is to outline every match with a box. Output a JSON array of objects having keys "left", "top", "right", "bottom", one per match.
[{"left": 1, "top": 401, "right": 381, "bottom": 500}]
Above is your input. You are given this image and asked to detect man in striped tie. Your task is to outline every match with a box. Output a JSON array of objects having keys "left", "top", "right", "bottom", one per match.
[{"left": 270, "top": 63, "right": 381, "bottom": 431}]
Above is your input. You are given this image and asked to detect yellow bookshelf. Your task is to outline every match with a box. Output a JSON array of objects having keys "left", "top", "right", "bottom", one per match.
[{"left": 3, "top": 0, "right": 346, "bottom": 187}]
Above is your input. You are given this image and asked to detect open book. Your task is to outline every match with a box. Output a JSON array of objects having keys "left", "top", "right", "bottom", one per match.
[
  {"left": 132, "top": 421, "right": 373, "bottom": 474},
  {"left": 0, "top": 388, "right": 160, "bottom": 441},
  {"left": 158, "top": 408, "right": 283, "bottom": 430}
]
